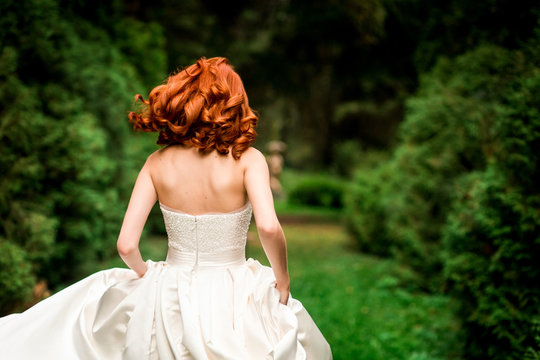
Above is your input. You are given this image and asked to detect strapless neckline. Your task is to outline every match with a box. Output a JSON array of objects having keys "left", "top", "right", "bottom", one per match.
[{"left": 158, "top": 201, "right": 251, "bottom": 217}]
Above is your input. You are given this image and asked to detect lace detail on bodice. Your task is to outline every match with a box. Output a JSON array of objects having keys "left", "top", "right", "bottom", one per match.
[{"left": 160, "top": 202, "right": 252, "bottom": 254}]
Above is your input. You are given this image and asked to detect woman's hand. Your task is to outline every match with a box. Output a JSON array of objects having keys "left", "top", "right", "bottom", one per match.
[{"left": 275, "top": 281, "right": 290, "bottom": 305}]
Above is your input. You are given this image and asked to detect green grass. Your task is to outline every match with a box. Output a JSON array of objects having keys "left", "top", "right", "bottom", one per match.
[{"left": 247, "top": 223, "right": 462, "bottom": 360}]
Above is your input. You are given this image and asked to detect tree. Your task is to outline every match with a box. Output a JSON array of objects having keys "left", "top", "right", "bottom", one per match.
[{"left": 0, "top": 0, "right": 166, "bottom": 313}]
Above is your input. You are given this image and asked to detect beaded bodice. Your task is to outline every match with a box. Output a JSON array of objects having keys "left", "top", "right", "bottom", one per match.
[{"left": 160, "top": 202, "right": 252, "bottom": 254}]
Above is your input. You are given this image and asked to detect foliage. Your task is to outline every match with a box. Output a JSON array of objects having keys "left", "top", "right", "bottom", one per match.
[
  {"left": 401, "top": 0, "right": 540, "bottom": 72},
  {"left": 288, "top": 176, "right": 345, "bottom": 209},
  {"left": 0, "top": 240, "right": 35, "bottom": 313},
  {"left": 0, "top": 0, "right": 165, "bottom": 313},
  {"left": 117, "top": 0, "right": 540, "bottom": 169},
  {"left": 443, "top": 168, "right": 540, "bottom": 359},
  {"left": 344, "top": 161, "right": 395, "bottom": 256},
  {"left": 440, "top": 44, "right": 540, "bottom": 358},
  {"left": 524, "top": 317, "right": 540, "bottom": 360},
  {"left": 345, "top": 36, "right": 540, "bottom": 358}
]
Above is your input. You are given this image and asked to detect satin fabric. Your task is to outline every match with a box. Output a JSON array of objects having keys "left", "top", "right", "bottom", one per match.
[
  {"left": 0, "top": 251, "right": 332, "bottom": 359},
  {"left": 0, "top": 201, "right": 332, "bottom": 359}
]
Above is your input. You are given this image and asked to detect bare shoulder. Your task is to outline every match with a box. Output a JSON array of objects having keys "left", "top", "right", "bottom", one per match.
[
  {"left": 144, "top": 148, "right": 161, "bottom": 164},
  {"left": 240, "top": 147, "right": 266, "bottom": 166},
  {"left": 140, "top": 148, "right": 166, "bottom": 174}
]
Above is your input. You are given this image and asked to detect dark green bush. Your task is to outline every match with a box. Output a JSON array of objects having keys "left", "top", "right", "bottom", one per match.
[
  {"left": 0, "top": 240, "right": 35, "bottom": 313},
  {"left": 524, "top": 317, "right": 540, "bottom": 360},
  {"left": 331, "top": 140, "right": 364, "bottom": 177},
  {"left": 0, "top": 0, "right": 165, "bottom": 312},
  {"left": 344, "top": 161, "right": 395, "bottom": 256},
  {"left": 288, "top": 176, "right": 345, "bottom": 209},
  {"left": 345, "top": 35, "right": 540, "bottom": 358},
  {"left": 443, "top": 168, "right": 540, "bottom": 359},
  {"left": 440, "top": 46, "right": 540, "bottom": 358},
  {"left": 346, "top": 43, "right": 534, "bottom": 283}
]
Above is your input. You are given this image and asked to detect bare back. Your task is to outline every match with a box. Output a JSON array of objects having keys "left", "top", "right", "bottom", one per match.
[
  {"left": 117, "top": 144, "right": 286, "bottom": 301},
  {"left": 147, "top": 145, "right": 247, "bottom": 215}
]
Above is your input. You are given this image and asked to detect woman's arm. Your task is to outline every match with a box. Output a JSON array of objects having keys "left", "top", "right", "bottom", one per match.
[
  {"left": 243, "top": 148, "right": 290, "bottom": 304},
  {"left": 117, "top": 158, "right": 157, "bottom": 277}
]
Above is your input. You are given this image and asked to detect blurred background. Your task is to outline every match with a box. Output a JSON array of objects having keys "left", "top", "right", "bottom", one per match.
[{"left": 1, "top": 0, "right": 539, "bottom": 359}]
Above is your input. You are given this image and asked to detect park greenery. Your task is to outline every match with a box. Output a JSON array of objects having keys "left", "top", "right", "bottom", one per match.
[
  {"left": 1, "top": 0, "right": 539, "bottom": 358},
  {"left": 346, "top": 41, "right": 540, "bottom": 359}
]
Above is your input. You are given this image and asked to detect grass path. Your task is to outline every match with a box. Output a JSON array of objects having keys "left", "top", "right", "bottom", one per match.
[{"left": 247, "top": 222, "right": 462, "bottom": 360}]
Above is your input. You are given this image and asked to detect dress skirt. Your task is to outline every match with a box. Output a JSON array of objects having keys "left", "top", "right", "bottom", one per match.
[{"left": 0, "top": 251, "right": 332, "bottom": 360}]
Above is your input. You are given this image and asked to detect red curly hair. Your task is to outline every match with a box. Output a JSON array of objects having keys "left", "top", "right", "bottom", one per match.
[{"left": 129, "top": 57, "right": 258, "bottom": 159}]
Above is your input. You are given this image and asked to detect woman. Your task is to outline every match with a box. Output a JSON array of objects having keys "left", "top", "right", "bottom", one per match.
[{"left": 0, "top": 57, "right": 332, "bottom": 359}]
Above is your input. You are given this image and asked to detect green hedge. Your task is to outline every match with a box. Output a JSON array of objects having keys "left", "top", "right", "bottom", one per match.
[
  {"left": 0, "top": 240, "right": 35, "bottom": 313},
  {"left": 288, "top": 176, "right": 345, "bottom": 209},
  {"left": 345, "top": 38, "right": 540, "bottom": 358},
  {"left": 443, "top": 168, "right": 540, "bottom": 359},
  {"left": 0, "top": 0, "right": 165, "bottom": 313},
  {"left": 439, "top": 46, "right": 540, "bottom": 358},
  {"left": 344, "top": 161, "right": 395, "bottom": 256}
]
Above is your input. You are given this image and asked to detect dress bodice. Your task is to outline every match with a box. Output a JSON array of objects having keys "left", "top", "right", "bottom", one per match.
[{"left": 160, "top": 202, "right": 252, "bottom": 255}]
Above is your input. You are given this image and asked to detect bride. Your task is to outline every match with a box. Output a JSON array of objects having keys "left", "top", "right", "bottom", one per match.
[{"left": 0, "top": 57, "right": 332, "bottom": 359}]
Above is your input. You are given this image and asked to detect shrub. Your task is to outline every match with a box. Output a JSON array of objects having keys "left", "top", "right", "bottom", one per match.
[
  {"left": 524, "top": 317, "right": 540, "bottom": 360},
  {"left": 331, "top": 140, "right": 364, "bottom": 177},
  {"left": 0, "top": 240, "right": 35, "bottom": 314},
  {"left": 288, "top": 176, "right": 345, "bottom": 209},
  {"left": 443, "top": 168, "right": 540, "bottom": 359},
  {"left": 0, "top": 0, "right": 165, "bottom": 312},
  {"left": 344, "top": 160, "right": 395, "bottom": 256},
  {"left": 346, "top": 35, "right": 540, "bottom": 358},
  {"left": 440, "top": 48, "right": 540, "bottom": 358}
]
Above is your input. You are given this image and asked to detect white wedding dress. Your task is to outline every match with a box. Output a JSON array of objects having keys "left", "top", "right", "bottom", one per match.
[{"left": 0, "top": 202, "right": 332, "bottom": 359}]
